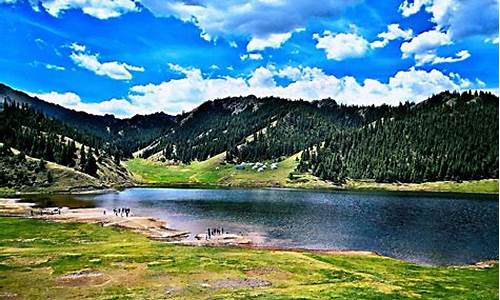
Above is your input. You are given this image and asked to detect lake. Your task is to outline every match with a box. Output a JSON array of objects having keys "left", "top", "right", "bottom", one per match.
[{"left": 73, "top": 188, "right": 498, "bottom": 265}]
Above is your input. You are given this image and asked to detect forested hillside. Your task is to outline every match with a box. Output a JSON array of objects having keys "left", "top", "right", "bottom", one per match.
[
  {"left": 0, "top": 100, "right": 133, "bottom": 191},
  {"left": 1, "top": 82, "right": 497, "bottom": 189},
  {"left": 299, "top": 91, "right": 499, "bottom": 183},
  {"left": 0, "top": 84, "right": 175, "bottom": 158},
  {"left": 147, "top": 90, "right": 498, "bottom": 185}
]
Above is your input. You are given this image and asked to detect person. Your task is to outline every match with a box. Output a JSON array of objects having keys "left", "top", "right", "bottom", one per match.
[
  {"left": 221, "top": 227, "right": 224, "bottom": 235},
  {"left": 58, "top": 207, "right": 62, "bottom": 215},
  {"left": 207, "top": 228, "right": 211, "bottom": 239},
  {"left": 30, "top": 210, "right": 33, "bottom": 217},
  {"left": 103, "top": 210, "right": 106, "bottom": 216},
  {"left": 125, "top": 208, "right": 129, "bottom": 217}
]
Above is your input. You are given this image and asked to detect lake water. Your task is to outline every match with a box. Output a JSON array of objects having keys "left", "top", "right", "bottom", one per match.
[{"left": 75, "top": 188, "right": 498, "bottom": 265}]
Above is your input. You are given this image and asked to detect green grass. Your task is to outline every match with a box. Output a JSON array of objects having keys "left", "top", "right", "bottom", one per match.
[
  {"left": 125, "top": 153, "right": 307, "bottom": 188},
  {"left": 0, "top": 217, "right": 497, "bottom": 299},
  {"left": 346, "top": 179, "right": 499, "bottom": 194},
  {"left": 125, "top": 155, "right": 498, "bottom": 193},
  {"left": 0, "top": 187, "right": 16, "bottom": 195}
]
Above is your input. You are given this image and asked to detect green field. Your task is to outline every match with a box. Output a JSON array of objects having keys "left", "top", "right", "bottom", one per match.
[
  {"left": 345, "top": 179, "right": 499, "bottom": 194},
  {"left": 0, "top": 217, "right": 497, "bottom": 299},
  {"left": 125, "top": 156, "right": 499, "bottom": 193},
  {"left": 124, "top": 153, "right": 327, "bottom": 188}
]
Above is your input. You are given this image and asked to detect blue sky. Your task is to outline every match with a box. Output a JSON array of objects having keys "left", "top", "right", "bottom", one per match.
[{"left": 0, "top": 0, "right": 498, "bottom": 117}]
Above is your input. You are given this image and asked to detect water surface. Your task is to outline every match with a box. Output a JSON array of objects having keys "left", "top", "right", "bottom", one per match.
[{"left": 75, "top": 188, "right": 498, "bottom": 265}]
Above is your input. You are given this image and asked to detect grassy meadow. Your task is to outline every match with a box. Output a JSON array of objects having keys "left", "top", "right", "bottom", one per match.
[
  {"left": 0, "top": 217, "right": 497, "bottom": 299},
  {"left": 125, "top": 155, "right": 499, "bottom": 193},
  {"left": 125, "top": 153, "right": 316, "bottom": 188}
]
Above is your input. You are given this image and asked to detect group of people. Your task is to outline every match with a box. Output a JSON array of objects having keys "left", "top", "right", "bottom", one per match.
[
  {"left": 112, "top": 207, "right": 132, "bottom": 217},
  {"left": 30, "top": 207, "right": 62, "bottom": 216},
  {"left": 206, "top": 227, "right": 225, "bottom": 239}
]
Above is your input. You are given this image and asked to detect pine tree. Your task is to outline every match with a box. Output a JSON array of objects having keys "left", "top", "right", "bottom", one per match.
[{"left": 84, "top": 148, "right": 98, "bottom": 176}]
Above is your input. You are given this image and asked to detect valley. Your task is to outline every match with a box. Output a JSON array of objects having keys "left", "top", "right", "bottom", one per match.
[{"left": 0, "top": 83, "right": 498, "bottom": 195}]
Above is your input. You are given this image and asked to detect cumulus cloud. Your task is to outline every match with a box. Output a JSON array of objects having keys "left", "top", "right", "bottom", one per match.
[
  {"left": 69, "top": 42, "right": 144, "bottom": 80},
  {"left": 29, "top": 91, "right": 145, "bottom": 118},
  {"left": 29, "top": 64, "right": 481, "bottom": 117},
  {"left": 400, "top": 30, "right": 451, "bottom": 58},
  {"left": 246, "top": 32, "right": 293, "bottom": 51},
  {"left": 370, "top": 24, "right": 413, "bottom": 48},
  {"left": 400, "top": 30, "right": 470, "bottom": 65},
  {"left": 40, "top": 0, "right": 138, "bottom": 19},
  {"left": 140, "top": 0, "right": 359, "bottom": 43},
  {"left": 399, "top": 0, "right": 498, "bottom": 40},
  {"left": 313, "top": 31, "right": 370, "bottom": 60}
]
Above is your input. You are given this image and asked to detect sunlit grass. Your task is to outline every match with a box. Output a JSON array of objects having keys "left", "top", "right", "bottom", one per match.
[
  {"left": 125, "top": 155, "right": 498, "bottom": 193},
  {"left": 0, "top": 217, "right": 497, "bottom": 299}
]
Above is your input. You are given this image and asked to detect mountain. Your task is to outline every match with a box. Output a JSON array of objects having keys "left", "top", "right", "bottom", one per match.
[
  {"left": 0, "top": 83, "right": 175, "bottom": 157},
  {"left": 0, "top": 83, "right": 498, "bottom": 190},
  {"left": 300, "top": 91, "right": 499, "bottom": 183},
  {"left": 140, "top": 90, "right": 498, "bottom": 185}
]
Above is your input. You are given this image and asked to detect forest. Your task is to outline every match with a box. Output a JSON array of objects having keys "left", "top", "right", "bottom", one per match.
[{"left": 1, "top": 85, "right": 498, "bottom": 187}]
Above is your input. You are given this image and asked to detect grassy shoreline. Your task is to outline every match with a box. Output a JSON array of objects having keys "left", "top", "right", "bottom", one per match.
[
  {"left": 0, "top": 217, "right": 497, "bottom": 299},
  {"left": 2, "top": 179, "right": 497, "bottom": 197},
  {"left": 1, "top": 154, "right": 497, "bottom": 196},
  {"left": 125, "top": 158, "right": 499, "bottom": 194}
]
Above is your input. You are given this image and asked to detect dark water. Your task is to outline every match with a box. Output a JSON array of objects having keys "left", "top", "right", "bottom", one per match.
[{"left": 75, "top": 188, "right": 498, "bottom": 265}]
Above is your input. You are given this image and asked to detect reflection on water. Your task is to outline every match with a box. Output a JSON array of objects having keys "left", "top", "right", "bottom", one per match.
[
  {"left": 22, "top": 194, "right": 96, "bottom": 209},
  {"left": 75, "top": 188, "right": 498, "bottom": 265}
]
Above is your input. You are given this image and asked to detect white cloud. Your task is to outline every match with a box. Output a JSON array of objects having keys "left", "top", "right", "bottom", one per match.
[
  {"left": 400, "top": 30, "right": 451, "bottom": 58},
  {"left": 69, "top": 42, "right": 86, "bottom": 52},
  {"left": 399, "top": 0, "right": 432, "bottom": 17},
  {"left": 399, "top": 0, "right": 498, "bottom": 40},
  {"left": 370, "top": 23, "right": 413, "bottom": 48},
  {"left": 31, "top": 64, "right": 481, "bottom": 117},
  {"left": 485, "top": 37, "right": 499, "bottom": 44},
  {"left": 400, "top": 30, "right": 471, "bottom": 65},
  {"left": 29, "top": 91, "right": 145, "bottom": 118},
  {"left": 475, "top": 78, "right": 486, "bottom": 87},
  {"left": 45, "top": 63, "right": 66, "bottom": 71},
  {"left": 29, "top": 91, "right": 82, "bottom": 107},
  {"left": 140, "top": 0, "right": 359, "bottom": 42},
  {"left": 40, "top": 0, "right": 138, "bottom": 19},
  {"left": 424, "top": 49, "right": 471, "bottom": 65},
  {"left": 313, "top": 31, "right": 369, "bottom": 60},
  {"left": 276, "top": 65, "right": 303, "bottom": 81},
  {"left": 246, "top": 32, "right": 292, "bottom": 51},
  {"left": 69, "top": 43, "right": 144, "bottom": 80},
  {"left": 240, "top": 53, "right": 263, "bottom": 61},
  {"left": 228, "top": 41, "right": 238, "bottom": 48}
]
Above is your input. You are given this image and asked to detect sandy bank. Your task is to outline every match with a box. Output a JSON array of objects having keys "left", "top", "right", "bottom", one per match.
[{"left": 0, "top": 198, "right": 253, "bottom": 246}]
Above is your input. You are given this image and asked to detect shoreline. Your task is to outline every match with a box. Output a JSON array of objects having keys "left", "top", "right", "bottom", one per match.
[
  {"left": 1, "top": 197, "right": 497, "bottom": 267},
  {"left": 1, "top": 178, "right": 498, "bottom": 197},
  {"left": 131, "top": 182, "right": 500, "bottom": 196}
]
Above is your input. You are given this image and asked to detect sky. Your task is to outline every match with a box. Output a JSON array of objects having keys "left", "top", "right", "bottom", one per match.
[{"left": 0, "top": 0, "right": 498, "bottom": 118}]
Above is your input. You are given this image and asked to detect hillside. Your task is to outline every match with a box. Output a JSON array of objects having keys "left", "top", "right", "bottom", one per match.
[
  {"left": 0, "top": 83, "right": 175, "bottom": 157},
  {"left": 134, "top": 90, "right": 498, "bottom": 190},
  {"left": 0, "top": 101, "right": 134, "bottom": 193},
  {"left": 0, "top": 83, "right": 498, "bottom": 193}
]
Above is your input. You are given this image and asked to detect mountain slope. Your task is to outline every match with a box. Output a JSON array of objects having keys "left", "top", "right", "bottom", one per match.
[
  {"left": 302, "top": 90, "right": 499, "bottom": 183},
  {"left": 0, "top": 83, "right": 175, "bottom": 157}
]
